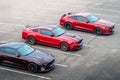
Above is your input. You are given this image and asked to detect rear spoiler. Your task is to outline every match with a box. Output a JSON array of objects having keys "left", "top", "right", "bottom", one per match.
[
  {"left": 62, "top": 12, "right": 72, "bottom": 17},
  {"left": 25, "top": 24, "right": 36, "bottom": 29},
  {"left": 25, "top": 24, "right": 31, "bottom": 28}
]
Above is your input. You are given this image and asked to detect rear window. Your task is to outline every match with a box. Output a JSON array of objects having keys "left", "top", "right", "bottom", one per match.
[{"left": 32, "top": 29, "right": 38, "bottom": 32}]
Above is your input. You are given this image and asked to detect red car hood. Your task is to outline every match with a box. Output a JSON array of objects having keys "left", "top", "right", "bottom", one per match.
[
  {"left": 94, "top": 19, "right": 114, "bottom": 27},
  {"left": 59, "top": 33, "right": 82, "bottom": 43}
]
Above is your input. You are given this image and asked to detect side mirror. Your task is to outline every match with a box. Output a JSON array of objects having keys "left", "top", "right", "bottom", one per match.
[
  {"left": 50, "top": 34, "right": 54, "bottom": 37},
  {"left": 86, "top": 21, "right": 89, "bottom": 23},
  {"left": 16, "top": 53, "right": 20, "bottom": 57}
]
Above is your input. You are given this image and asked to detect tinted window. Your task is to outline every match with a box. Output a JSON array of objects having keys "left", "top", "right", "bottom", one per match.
[
  {"left": 72, "top": 16, "right": 77, "bottom": 20},
  {"left": 76, "top": 16, "right": 87, "bottom": 22},
  {"left": 87, "top": 15, "right": 99, "bottom": 22},
  {"left": 0, "top": 47, "right": 17, "bottom": 55},
  {"left": 17, "top": 45, "right": 34, "bottom": 56},
  {"left": 52, "top": 27, "right": 65, "bottom": 36},
  {"left": 40, "top": 29, "right": 53, "bottom": 36},
  {"left": 32, "top": 29, "right": 38, "bottom": 32}
]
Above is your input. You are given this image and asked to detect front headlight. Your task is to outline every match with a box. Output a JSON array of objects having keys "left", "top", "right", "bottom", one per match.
[
  {"left": 105, "top": 27, "right": 109, "bottom": 30},
  {"left": 71, "top": 42, "right": 76, "bottom": 44}
]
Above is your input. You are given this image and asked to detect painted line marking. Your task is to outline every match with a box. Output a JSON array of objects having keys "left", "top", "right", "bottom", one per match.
[
  {"left": 0, "top": 41, "right": 10, "bottom": 43},
  {"left": 62, "top": 52, "right": 82, "bottom": 57},
  {"left": 0, "top": 66, "right": 51, "bottom": 80},
  {"left": 84, "top": 44, "right": 94, "bottom": 48},
  {"left": 55, "top": 63, "right": 68, "bottom": 68},
  {"left": 34, "top": 46, "right": 82, "bottom": 57},
  {"left": 77, "top": 34, "right": 104, "bottom": 40},
  {"left": 0, "top": 31, "right": 20, "bottom": 35},
  {"left": 88, "top": 7, "right": 120, "bottom": 13},
  {"left": 0, "top": 22, "right": 23, "bottom": 26}
]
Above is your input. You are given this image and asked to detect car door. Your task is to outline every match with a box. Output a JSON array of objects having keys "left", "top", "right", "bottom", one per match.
[
  {"left": 73, "top": 16, "right": 92, "bottom": 31},
  {"left": 38, "top": 29, "right": 60, "bottom": 47},
  {"left": 0, "top": 47, "right": 26, "bottom": 67}
]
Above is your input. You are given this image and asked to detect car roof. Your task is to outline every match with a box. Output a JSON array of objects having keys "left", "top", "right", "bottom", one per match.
[
  {"left": 74, "top": 13, "right": 91, "bottom": 17},
  {"left": 0, "top": 42, "right": 25, "bottom": 49}
]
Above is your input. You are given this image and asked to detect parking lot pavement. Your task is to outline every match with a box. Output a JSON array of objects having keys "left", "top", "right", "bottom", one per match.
[{"left": 0, "top": 0, "right": 120, "bottom": 80}]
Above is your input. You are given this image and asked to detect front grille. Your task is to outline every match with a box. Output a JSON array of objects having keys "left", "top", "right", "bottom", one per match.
[
  {"left": 78, "top": 39, "right": 83, "bottom": 44},
  {"left": 110, "top": 26, "right": 114, "bottom": 30},
  {"left": 46, "top": 59, "right": 55, "bottom": 69}
]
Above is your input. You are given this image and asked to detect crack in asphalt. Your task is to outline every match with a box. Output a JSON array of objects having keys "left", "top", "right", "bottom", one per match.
[{"left": 87, "top": 36, "right": 97, "bottom": 45}]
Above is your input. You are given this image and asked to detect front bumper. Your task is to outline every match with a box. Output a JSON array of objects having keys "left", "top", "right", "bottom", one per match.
[
  {"left": 38, "top": 60, "right": 55, "bottom": 73},
  {"left": 70, "top": 42, "right": 83, "bottom": 50},
  {"left": 103, "top": 26, "right": 115, "bottom": 34},
  {"left": 39, "top": 64, "right": 55, "bottom": 73}
]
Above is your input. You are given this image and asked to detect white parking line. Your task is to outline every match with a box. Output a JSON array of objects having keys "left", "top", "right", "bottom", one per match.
[
  {"left": 34, "top": 46, "right": 82, "bottom": 57},
  {"left": 77, "top": 34, "right": 104, "bottom": 40},
  {"left": 88, "top": 7, "right": 120, "bottom": 13},
  {"left": 55, "top": 63, "right": 68, "bottom": 68},
  {"left": 95, "top": 2, "right": 120, "bottom": 8},
  {"left": 0, "top": 22, "right": 23, "bottom": 26},
  {"left": 62, "top": 52, "right": 82, "bottom": 57},
  {"left": 84, "top": 44, "right": 94, "bottom": 48},
  {"left": 0, "top": 30, "right": 20, "bottom": 35},
  {"left": 0, "top": 66, "right": 51, "bottom": 80}
]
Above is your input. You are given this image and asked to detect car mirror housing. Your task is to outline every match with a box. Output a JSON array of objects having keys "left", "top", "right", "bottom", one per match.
[
  {"left": 86, "top": 21, "right": 89, "bottom": 23},
  {"left": 50, "top": 34, "right": 54, "bottom": 37},
  {"left": 16, "top": 53, "right": 20, "bottom": 57}
]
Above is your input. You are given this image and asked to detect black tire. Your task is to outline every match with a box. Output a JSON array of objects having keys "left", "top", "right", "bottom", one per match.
[
  {"left": 64, "top": 22, "right": 72, "bottom": 30},
  {"left": 60, "top": 42, "right": 69, "bottom": 51},
  {"left": 27, "top": 36, "right": 36, "bottom": 45},
  {"left": 27, "top": 63, "right": 38, "bottom": 73},
  {"left": 94, "top": 28, "right": 102, "bottom": 35}
]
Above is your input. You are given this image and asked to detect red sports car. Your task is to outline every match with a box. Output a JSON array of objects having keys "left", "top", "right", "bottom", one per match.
[
  {"left": 60, "top": 13, "right": 115, "bottom": 35},
  {"left": 22, "top": 25, "right": 83, "bottom": 51}
]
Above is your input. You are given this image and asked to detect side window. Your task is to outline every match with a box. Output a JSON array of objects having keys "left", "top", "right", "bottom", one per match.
[
  {"left": 40, "top": 29, "right": 53, "bottom": 36},
  {"left": 0, "top": 47, "right": 17, "bottom": 55},
  {"left": 72, "top": 16, "right": 77, "bottom": 20},
  {"left": 32, "top": 29, "right": 38, "bottom": 32},
  {"left": 76, "top": 16, "right": 87, "bottom": 22}
]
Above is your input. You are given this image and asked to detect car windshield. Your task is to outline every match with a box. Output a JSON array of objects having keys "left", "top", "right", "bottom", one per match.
[
  {"left": 52, "top": 27, "right": 66, "bottom": 36},
  {"left": 87, "top": 15, "right": 99, "bottom": 22},
  {"left": 17, "top": 45, "right": 34, "bottom": 56}
]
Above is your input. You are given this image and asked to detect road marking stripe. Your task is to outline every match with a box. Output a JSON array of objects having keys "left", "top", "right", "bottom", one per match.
[
  {"left": 88, "top": 7, "right": 120, "bottom": 13},
  {"left": 84, "top": 44, "right": 94, "bottom": 48},
  {"left": 62, "top": 52, "right": 82, "bottom": 57},
  {"left": 0, "top": 31, "right": 20, "bottom": 35},
  {"left": 0, "top": 66, "right": 51, "bottom": 80},
  {"left": 55, "top": 63, "right": 68, "bottom": 67},
  {"left": 34, "top": 46, "right": 82, "bottom": 57},
  {"left": 0, "top": 22, "right": 23, "bottom": 26},
  {"left": 77, "top": 34, "right": 104, "bottom": 40}
]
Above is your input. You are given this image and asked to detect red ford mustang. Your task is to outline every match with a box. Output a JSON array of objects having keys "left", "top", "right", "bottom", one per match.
[
  {"left": 22, "top": 25, "right": 83, "bottom": 51},
  {"left": 60, "top": 13, "right": 115, "bottom": 35}
]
